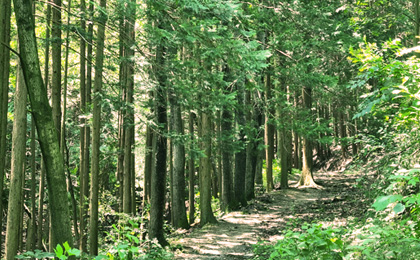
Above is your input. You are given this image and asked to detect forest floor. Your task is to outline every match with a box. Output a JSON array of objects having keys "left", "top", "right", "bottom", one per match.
[{"left": 172, "top": 169, "right": 371, "bottom": 259}]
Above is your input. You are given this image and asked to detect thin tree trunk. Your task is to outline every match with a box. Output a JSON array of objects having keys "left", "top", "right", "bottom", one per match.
[
  {"left": 52, "top": 0, "right": 62, "bottom": 138},
  {"left": 221, "top": 109, "right": 234, "bottom": 211},
  {"left": 217, "top": 111, "right": 222, "bottom": 200},
  {"left": 143, "top": 125, "right": 153, "bottom": 205},
  {"left": 415, "top": 0, "right": 419, "bottom": 45},
  {"left": 297, "top": 86, "right": 318, "bottom": 187},
  {"left": 234, "top": 83, "right": 247, "bottom": 207},
  {"left": 339, "top": 111, "right": 347, "bottom": 158},
  {"left": 78, "top": 0, "right": 88, "bottom": 250},
  {"left": 37, "top": 3, "right": 50, "bottom": 249},
  {"left": 245, "top": 90, "right": 256, "bottom": 200},
  {"left": 89, "top": 0, "right": 107, "bottom": 253},
  {"left": 27, "top": 116, "right": 37, "bottom": 251},
  {"left": 123, "top": 0, "right": 135, "bottom": 214},
  {"left": 188, "top": 112, "right": 195, "bottom": 224},
  {"left": 5, "top": 65, "right": 27, "bottom": 260},
  {"left": 0, "top": 0, "right": 11, "bottom": 255},
  {"left": 265, "top": 67, "right": 275, "bottom": 192},
  {"left": 37, "top": 160, "right": 46, "bottom": 250}
]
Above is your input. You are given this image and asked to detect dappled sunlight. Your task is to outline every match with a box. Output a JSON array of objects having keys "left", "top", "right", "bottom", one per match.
[{"left": 175, "top": 171, "right": 366, "bottom": 259}]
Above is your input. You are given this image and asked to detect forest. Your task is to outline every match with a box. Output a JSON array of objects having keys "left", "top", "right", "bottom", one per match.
[{"left": 1, "top": 0, "right": 420, "bottom": 259}]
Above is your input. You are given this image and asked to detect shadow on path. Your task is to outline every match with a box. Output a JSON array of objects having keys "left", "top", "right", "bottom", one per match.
[{"left": 173, "top": 171, "right": 368, "bottom": 259}]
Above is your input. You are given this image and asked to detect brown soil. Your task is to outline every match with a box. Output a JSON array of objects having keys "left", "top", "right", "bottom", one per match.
[{"left": 172, "top": 170, "right": 370, "bottom": 259}]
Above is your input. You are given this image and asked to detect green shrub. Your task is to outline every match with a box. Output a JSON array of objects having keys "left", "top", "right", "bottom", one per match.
[{"left": 254, "top": 224, "right": 345, "bottom": 260}]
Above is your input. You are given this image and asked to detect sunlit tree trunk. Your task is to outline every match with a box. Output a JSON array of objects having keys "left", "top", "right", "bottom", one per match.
[
  {"left": 297, "top": 86, "right": 317, "bottom": 187},
  {"left": 5, "top": 65, "right": 27, "bottom": 260},
  {"left": 89, "top": 0, "right": 107, "bottom": 253}
]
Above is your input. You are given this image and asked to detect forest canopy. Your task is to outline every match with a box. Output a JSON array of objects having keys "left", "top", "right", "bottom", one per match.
[{"left": 0, "top": 0, "right": 420, "bottom": 259}]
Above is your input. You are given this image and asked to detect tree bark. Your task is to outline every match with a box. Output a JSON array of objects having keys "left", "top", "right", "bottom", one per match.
[
  {"left": 245, "top": 90, "right": 256, "bottom": 200},
  {"left": 52, "top": 0, "right": 62, "bottom": 138},
  {"left": 199, "top": 112, "right": 217, "bottom": 225},
  {"left": 169, "top": 88, "right": 189, "bottom": 229},
  {"left": 5, "top": 65, "right": 27, "bottom": 260},
  {"left": 89, "top": 0, "right": 107, "bottom": 254},
  {"left": 123, "top": 0, "right": 136, "bottom": 214},
  {"left": 188, "top": 112, "right": 195, "bottom": 224},
  {"left": 234, "top": 83, "right": 247, "bottom": 207},
  {"left": 149, "top": 44, "right": 169, "bottom": 246},
  {"left": 221, "top": 109, "right": 234, "bottom": 211},
  {"left": 28, "top": 116, "right": 37, "bottom": 251},
  {"left": 0, "top": 0, "right": 11, "bottom": 255},
  {"left": 78, "top": 0, "right": 88, "bottom": 251},
  {"left": 264, "top": 66, "right": 275, "bottom": 192},
  {"left": 13, "top": 0, "right": 73, "bottom": 247},
  {"left": 297, "top": 86, "right": 318, "bottom": 187},
  {"left": 37, "top": 160, "right": 46, "bottom": 250}
]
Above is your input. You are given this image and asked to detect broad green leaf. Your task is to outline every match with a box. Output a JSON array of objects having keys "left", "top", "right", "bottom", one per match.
[
  {"left": 372, "top": 195, "right": 402, "bottom": 211},
  {"left": 393, "top": 203, "right": 405, "bottom": 214},
  {"left": 54, "top": 244, "right": 64, "bottom": 258}
]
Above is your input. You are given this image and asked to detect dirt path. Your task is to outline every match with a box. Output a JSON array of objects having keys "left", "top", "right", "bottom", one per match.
[{"left": 172, "top": 171, "right": 369, "bottom": 259}]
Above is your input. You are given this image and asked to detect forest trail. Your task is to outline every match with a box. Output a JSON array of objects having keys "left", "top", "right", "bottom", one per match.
[{"left": 173, "top": 170, "right": 368, "bottom": 259}]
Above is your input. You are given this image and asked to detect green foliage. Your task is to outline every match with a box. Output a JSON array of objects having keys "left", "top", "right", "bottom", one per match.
[{"left": 253, "top": 224, "right": 345, "bottom": 260}]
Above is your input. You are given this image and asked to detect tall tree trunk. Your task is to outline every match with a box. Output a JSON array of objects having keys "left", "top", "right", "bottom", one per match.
[
  {"left": 188, "top": 112, "right": 195, "bottom": 224},
  {"left": 143, "top": 124, "right": 153, "bottom": 205},
  {"left": 264, "top": 64, "right": 275, "bottom": 192},
  {"left": 245, "top": 90, "right": 256, "bottom": 200},
  {"left": 169, "top": 88, "right": 189, "bottom": 229},
  {"left": 254, "top": 93, "right": 264, "bottom": 186},
  {"left": 5, "top": 65, "right": 27, "bottom": 260},
  {"left": 149, "top": 44, "right": 169, "bottom": 246},
  {"left": 415, "top": 0, "right": 419, "bottom": 45},
  {"left": 62, "top": 0, "right": 79, "bottom": 244},
  {"left": 37, "top": 3, "right": 50, "bottom": 249},
  {"left": 234, "top": 83, "right": 247, "bottom": 207},
  {"left": 279, "top": 85, "right": 292, "bottom": 189},
  {"left": 37, "top": 160, "right": 46, "bottom": 250},
  {"left": 297, "top": 86, "right": 317, "bottom": 187},
  {"left": 339, "top": 111, "right": 347, "bottom": 158},
  {"left": 14, "top": 0, "right": 74, "bottom": 248},
  {"left": 122, "top": 0, "right": 135, "bottom": 214},
  {"left": 89, "top": 0, "right": 107, "bottom": 254},
  {"left": 27, "top": 116, "right": 37, "bottom": 251},
  {"left": 78, "top": 0, "right": 88, "bottom": 251},
  {"left": 0, "top": 0, "right": 11, "bottom": 255},
  {"left": 221, "top": 109, "right": 234, "bottom": 211},
  {"left": 199, "top": 112, "right": 217, "bottom": 225},
  {"left": 52, "top": 0, "right": 62, "bottom": 138}
]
